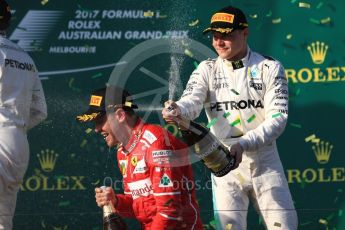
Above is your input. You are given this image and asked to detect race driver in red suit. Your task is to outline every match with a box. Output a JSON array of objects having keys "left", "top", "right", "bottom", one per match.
[{"left": 76, "top": 87, "right": 203, "bottom": 230}]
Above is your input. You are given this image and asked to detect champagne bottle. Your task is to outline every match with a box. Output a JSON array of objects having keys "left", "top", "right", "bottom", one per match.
[
  {"left": 101, "top": 186, "right": 127, "bottom": 230},
  {"left": 165, "top": 106, "right": 236, "bottom": 177}
]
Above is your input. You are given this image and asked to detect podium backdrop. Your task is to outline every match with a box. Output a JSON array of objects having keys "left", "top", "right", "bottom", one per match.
[{"left": 6, "top": 0, "right": 344, "bottom": 229}]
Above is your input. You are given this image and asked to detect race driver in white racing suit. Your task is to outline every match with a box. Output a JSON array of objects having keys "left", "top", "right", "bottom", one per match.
[
  {"left": 0, "top": 1, "right": 47, "bottom": 229},
  {"left": 162, "top": 5, "right": 298, "bottom": 230}
]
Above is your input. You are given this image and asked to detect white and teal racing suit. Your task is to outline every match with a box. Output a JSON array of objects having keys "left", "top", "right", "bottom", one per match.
[
  {"left": 176, "top": 47, "right": 297, "bottom": 230},
  {"left": 0, "top": 35, "right": 47, "bottom": 230}
]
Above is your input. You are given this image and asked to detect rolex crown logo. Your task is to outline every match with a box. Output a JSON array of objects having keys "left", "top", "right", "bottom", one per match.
[
  {"left": 312, "top": 141, "right": 333, "bottom": 164},
  {"left": 37, "top": 149, "right": 59, "bottom": 172},
  {"left": 307, "top": 41, "right": 328, "bottom": 64}
]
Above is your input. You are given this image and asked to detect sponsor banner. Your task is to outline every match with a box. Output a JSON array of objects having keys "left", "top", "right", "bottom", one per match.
[{"left": 127, "top": 178, "right": 153, "bottom": 199}]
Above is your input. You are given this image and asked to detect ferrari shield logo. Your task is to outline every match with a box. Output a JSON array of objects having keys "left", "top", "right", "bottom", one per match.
[{"left": 131, "top": 156, "right": 138, "bottom": 167}]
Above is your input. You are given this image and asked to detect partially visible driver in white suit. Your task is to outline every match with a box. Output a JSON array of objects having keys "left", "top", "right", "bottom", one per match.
[
  {"left": 0, "top": 1, "right": 47, "bottom": 229},
  {"left": 162, "top": 5, "right": 297, "bottom": 230}
]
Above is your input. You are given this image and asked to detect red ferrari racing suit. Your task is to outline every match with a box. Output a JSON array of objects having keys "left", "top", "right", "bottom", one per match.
[{"left": 114, "top": 120, "right": 203, "bottom": 230}]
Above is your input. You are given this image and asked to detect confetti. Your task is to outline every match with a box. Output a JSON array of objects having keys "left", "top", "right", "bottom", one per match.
[
  {"left": 143, "top": 11, "right": 154, "bottom": 17},
  {"left": 80, "top": 139, "right": 87, "bottom": 148},
  {"left": 184, "top": 49, "right": 194, "bottom": 58},
  {"left": 223, "top": 112, "right": 231, "bottom": 118},
  {"left": 68, "top": 78, "right": 75, "bottom": 88},
  {"left": 195, "top": 144, "right": 200, "bottom": 153},
  {"left": 157, "top": 13, "right": 167, "bottom": 19},
  {"left": 206, "top": 118, "right": 218, "bottom": 128},
  {"left": 58, "top": 201, "right": 71, "bottom": 207},
  {"left": 319, "top": 219, "right": 328, "bottom": 225},
  {"left": 290, "top": 123, "right": 302, "bottom": 128},
  {"left": 274, "top": 222, "right": 282, "bottom": 227},
  {"left": 249, "top": 14, "right": 258, "bottom": 19},
  {"left": 193, "top": 61, "right": 199, "bottom": 69},
  {"left": 247, "top": 114, "right": 256, "bottom": 123},
  {"left": 144, "top": 10, "right": 155, "bottom": 18},
  {"left": 326, "top": 213, "right": 335, "bottom": 221},
  {"left": 230, "top": 118, "right": 241, "bottom": 127},
  {"left": 68, "top": 78, "right": 81, "bottom": 92},
  {"left": 266, "top": 10, "right": 272, "bottom": 17},
  {"left": 316, "top": 2, "right": 324, "bottom": 9},
  {"left": 163, "top": 198, "right": 173, "bottom": 206},
  {"left": 41, "top": 0, "right": 49, "bottom": 5},
  {"left": 124, "top": 101, "right": 132, "bottom": 107},
  {"left": 272, "top": 113, "right": 282, "bottom": 118},
  {"left": 230, "top": 89, "right": 239, "bottom": 95},
  {"left": 209, "top": 220, "right": 216, "bottom": 228},
  {"left": 305, "top": 134, "right": 316, "bottom": 142},
  {"left": 299, "top": 2, "right": 311, "bottom": 8},
  {"left": 296, "top": 88, "right": 301, "bottom": 95},
  {"left": 311, "top": 138, "right": 320, "bottom": 143},
  {"left": 286, "top": 34, "right": 293, "bottom": 40},
  {"left": 309, "top": 18, "right": 320, "bottom": 24},
  {"left": 91, "top": 180, "right": 100, "bottom": 186},
  {"left": 91, "top": 73, "right": 103, "bottom": 79},
  {"left": 272, "top": 18, "right": 282, "bottom": 24},
  {"left": 226, "top": 223, "right": 232, "bottom": 230},
  {"left": 320, "top": 17, "right": 331, "bottom": 24},
  {"left": 85, "top": 128, "right": 93, "bottom": 134},
  {"left": 300, "top": 221, "right": 313, "bottom": 226},
  {"left": 188, "top": 19, "right": 199, "bottom": 26}
]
